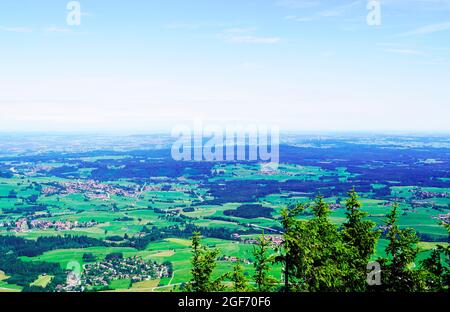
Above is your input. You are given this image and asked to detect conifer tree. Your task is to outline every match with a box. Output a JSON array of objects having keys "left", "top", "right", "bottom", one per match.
[
  {"left": 253, "top": 233, "right": 276, "bottom": 291},
  {"left": 420, "top": 249, "right": 446, "bottom": 291},
  {"left": 380, "top": 204, "right": 422, "bottom": 291},
  {"left": 420, "top": 222, "right": 450, "bottom": 291},
  {"left": 279, "top": 203, "right": 307, "bottom": 292},
  {"left": 187, "top": 232, "right": 224, "bottom": 292},
  {"left": 280, "top": 196, "right": 349, "bottom": 292},
  {"left": 230, "top": 259, "right": 249, "bottom": 292},
  {"left": 307, "top": 196, "right": 349, "bottom": 291},
  {"left": 442, "top": 222, "right": 450, "bottom": 289},
  {"left": 342, "top": 189, "right": 379, "bottom": 291}
]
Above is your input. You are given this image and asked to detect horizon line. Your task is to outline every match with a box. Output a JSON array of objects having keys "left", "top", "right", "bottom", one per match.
[{"left": 0, "top": 130, "right": 450, "bottom": 136}]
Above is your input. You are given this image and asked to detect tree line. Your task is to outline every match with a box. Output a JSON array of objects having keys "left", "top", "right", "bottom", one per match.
[{"left": 186, "top": 190, "right": 449, "bottom": 292}]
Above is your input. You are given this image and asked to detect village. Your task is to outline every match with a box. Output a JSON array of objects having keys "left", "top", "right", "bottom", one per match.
[
  {"left": 432, "top": 213, "right": 450, "bottom": 223},
  {"left": 218, "top": 255, "right": 252, "bottom": 265},
  {"left": 238, "top": 234, "right": 284, "bottom": 247},
  {"left": 409, "top": 188, "right": 450, "bottom": 200},
  {"left": 79, "top": 255, "right": 170, "bottom": 289},
  {"left": 42, "top": 180, "right": 137, "bottom": 200},
  {"left": 0, "top": 218, "right": 98, "bottom": 232},
  {"left": 41, "top": 180, "right": 190, "bottom": 201}
]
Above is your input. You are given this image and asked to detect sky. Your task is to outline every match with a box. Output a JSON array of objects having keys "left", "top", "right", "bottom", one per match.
[{"left": 0, "top": 0, "right": 449, "bottom": 133}]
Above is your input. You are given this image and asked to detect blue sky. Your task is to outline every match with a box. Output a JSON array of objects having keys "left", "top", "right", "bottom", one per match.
[{"left": 0, "top": 0, "right": 449, "bottom": 132}]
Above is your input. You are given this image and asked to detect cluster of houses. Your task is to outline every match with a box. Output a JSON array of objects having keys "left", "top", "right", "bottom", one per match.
[
  {"left": 211, "top": 164, "right": 281, "bottom": 176},
  {"left": 41, "top": 180, "right": 190, "bottom": 202},
  {"left": 409, "top": 188, "right": 449, "bottom": 200},
  {"left": 143, "top": 184, "right": 189, "bottom": 193},
  {"left": 9, "top": 164, "right": 54, "bottom": 177},
  {"left": 1, "top": 218, "right": 98, "bottom": 232},
  {"left": 432, "top": 213, "right": 450, "bottom": 223},
  {"left": 219, "top": 255, "right": 252, "bottom": 264},
  {"left": 42, "top": 180, "right": 137, "bottom": 200},
  {"left": 80, "top": 256, "right": 170, "bottom": 288},
  {"left": 329, "top": 203, "right": 342, "bottom": 210},
  {"left": 240, "top": 235, "right": 284, "bottom": 247}
]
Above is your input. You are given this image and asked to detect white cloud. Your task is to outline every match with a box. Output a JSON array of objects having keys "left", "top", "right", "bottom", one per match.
[
  {"left": 380, "top": 0, "right": 450, "bottom": 11},
  {"left": 384, "top": 48, "right": 424, "bottom": 55},
  {"left": 43, "top": 26, "right": 72, "bottom": 33},
  {"left": 276, "top": 0, "right": 321, "bottom": 9},
  {"left": 284, "top": 1, "right": 363, "bottom": 22},
  {"left": 319, "top": 0, "right": 362, "bottom": 16},
  {"left": 1, "top": 26, "right": 77, "bottom": 34},
  {"left": 401, "top": 22, "right": 450, "bottom": 36},
  {"left": 223, "top": 27, "right": 258, "bottom": 33},
  {"left": 218, "top": 28, "right": 280, "bottom": 44},
  {"left": 284, "top": 15, "right": 315, "bottom": 22},
  {"left": 0, "top": 27, "right": 33, "bottom": 33},
  {"left": 225, "top": 36, "right": 280, "bottom": 44}
]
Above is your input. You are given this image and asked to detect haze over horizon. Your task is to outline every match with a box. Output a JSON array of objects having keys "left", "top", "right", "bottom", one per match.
[{"left": 1, "top": 0, "right": 449, "bottom": 133}]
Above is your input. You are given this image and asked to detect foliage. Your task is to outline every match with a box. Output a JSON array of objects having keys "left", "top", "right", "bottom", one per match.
[
  {"left": 420, "top": 222, "right": 450, "bottom": 291},
  {"left": 253, "top": 233, "right": 277, "bottom": 291},
  {"left": 224, "top": 204, "right": 274, "bottom": 219},
  {"left": 341, "top": 189, "right": 379, "bottom": 291},
  {"left": 105, "top": 252, "right": 123, "bottom": 261},
  {"left": 279, "top": 196, "right": 351, "bottom": 291},
  {"left": 379, "top": 204, "right": 423, "bottom": 291},
  {"left": 82, "top": 253, "right": 97, "bottom": 263},
  {"left": 230, "top": 259, "right": 249, "bottom": 292},
  {"left": 0, "top": 235, "right": 106, "bottom": 257},
  {"left": 186, "top": 232, "right": 225, "bottom": 292}
]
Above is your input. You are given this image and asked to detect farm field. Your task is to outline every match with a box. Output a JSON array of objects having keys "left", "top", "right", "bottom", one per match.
[{"left": 0, "top": 134, "right": 448, "bottom": 292}]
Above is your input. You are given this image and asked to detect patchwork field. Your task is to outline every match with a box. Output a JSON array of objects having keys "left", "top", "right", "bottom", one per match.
[{"left": 0, "top": 134, "right": 448, "bottom": 291}]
